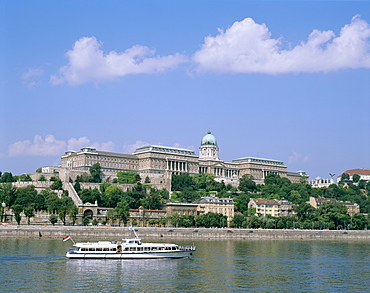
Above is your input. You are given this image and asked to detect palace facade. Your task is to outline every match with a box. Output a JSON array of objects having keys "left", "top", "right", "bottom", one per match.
[{"left": 59, "top": 132, "right": 308, "bottom": 188}]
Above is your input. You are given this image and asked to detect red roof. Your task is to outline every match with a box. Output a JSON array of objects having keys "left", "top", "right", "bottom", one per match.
[
  {"left": 341, "top": 169, "right": 370, "bottom": 176},
  {"left": 251, "top": 198, "right": 280, "bottom": 205}
]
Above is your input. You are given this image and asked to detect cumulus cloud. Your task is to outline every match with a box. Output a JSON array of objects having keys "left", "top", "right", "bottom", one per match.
[
  {"left": 288, "top": 152, "right": 310, "bottom": 164},
  {"left": 172, "top": 143, "right": 195, "bottom": 151},
  {"left": 192, "top": 15, "right": 370, "bottom": 74},
  {"left": 22, "top": 67, "right": 44, "bottom": 88},
  {"left": 8, "top": 135, "right": 114, "bottom": 157},
  {"left": 123, "top": 140, "right": 151, "bottom": 153},
  {"left": 50, "top": 37, "right": 188, "bottom": 85}
]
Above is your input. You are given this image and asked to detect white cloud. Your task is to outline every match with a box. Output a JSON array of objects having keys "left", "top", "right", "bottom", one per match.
[
  {"left": 192, "top": 15, "right": 370, "bottom": 74},
  {"left": 288, "top": 152, "right": 310, "bottom": 165},
  {"left": 8, "top": 135, "right": 66, "bottom": 157},
  {"left": 50, "top": 37, "right": 188, "bottom": 85},
  {"left": 22, "top": 67, "right": 44, "bottom": 88},
  {"left": 123, "top": 140, "right": 150, "bottom": 154},
  {"left": 8, "top": 135, "right": 115, "bottom": 157},
  {"left": 172, "top": 143, "right": 195, "bottom": 151}
]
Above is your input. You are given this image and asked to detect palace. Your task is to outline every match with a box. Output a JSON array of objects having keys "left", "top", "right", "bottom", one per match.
[{"left": 59, "top": 132, "right": 308, "bottom": 189}]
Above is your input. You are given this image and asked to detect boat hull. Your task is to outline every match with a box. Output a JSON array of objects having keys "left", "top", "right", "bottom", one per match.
[{"left": 66, "top": 251, "right": 193, "bottom": 259}]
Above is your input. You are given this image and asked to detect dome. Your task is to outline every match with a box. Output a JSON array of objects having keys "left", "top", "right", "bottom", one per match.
[{"left": 201, "top": 131, "right": 218, "bottom": 146}]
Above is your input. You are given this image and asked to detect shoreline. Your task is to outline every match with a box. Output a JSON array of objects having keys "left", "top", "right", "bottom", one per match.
[{"left": 1, "top": 225, "right": 370, "bottom": 240}]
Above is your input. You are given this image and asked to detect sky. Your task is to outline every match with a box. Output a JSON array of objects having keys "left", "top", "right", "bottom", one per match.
[{"left": 1, "top": 0, "right": 369, "bottom": 180}]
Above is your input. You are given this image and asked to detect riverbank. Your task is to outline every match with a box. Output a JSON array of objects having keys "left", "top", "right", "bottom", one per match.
[{"left": 1, "top": 224, "right": 370, "bottom": 240}]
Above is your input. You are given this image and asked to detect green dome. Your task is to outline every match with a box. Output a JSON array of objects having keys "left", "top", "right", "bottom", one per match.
[{"left": 201, "top": 132, "right": 218, "bottom": 146}]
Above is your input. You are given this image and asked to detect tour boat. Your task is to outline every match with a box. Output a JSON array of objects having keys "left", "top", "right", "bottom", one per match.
[{"left": 65, "top": 228, "right": 196, "bottom": 259}]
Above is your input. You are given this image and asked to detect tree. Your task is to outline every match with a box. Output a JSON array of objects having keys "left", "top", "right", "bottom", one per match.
[
  {"left": 89, "top": 163, "right": 102, "bottom": 183},
  {"left": 24, "top": 206, "right": 35, "bottom": 225},
  {"left": 115, "top": 201, "right": 129, "bottom": 225},
  {"left": 295, "top": 202, "right": 314, "bottom": 222},
  {"left": 45, "top": 191, "right": 61, "bottom": 214},
  {"left": 141, "top": 191, "right": 163, "bottom": 210},
  {"left": 0, "top": 182, "right": 17, "bottom": 207},
  {"left": 101, "top": 185, "right": 124, "bottom": 208},
  {"left": 0, "top": 172, "right": 14, "bottom": 183},
  {"left": 79, "top": 188, "right": 101, "bottom": 204},
  {"left": 18, "top": 174, "right": 32, "bottom": 182},
  {"left": 58, "top": 197, "right": 75, "bottom": 225},
  {"left": 38, "top": 175, "right": 47, "bottom": 181},
  {"left": 230, "top": 214, "right": 245, "bottom": 228},
  {"left": 172, "top": 174, "right": 196, "bottom": 191},
  {"left": 68, "top": 205, "right": 79, "bottom": 226},
  {"left": 352, "top": 174, "right": 361, "bottom": 183},
  {"left": 238, "top": 174, "right": 257, "bottom": 193},
  {"left": 341, "top": 173, "right": 350, "bottom": 181},
  {"left": 49, "top": 214, "right": 58, "bottom": 226},
  {"left": 116, "top": 172, "right": 140, "bottom": 184},
  {"left": 12, "top": 204, "right": 23, "bottom": 225},
  {"left": 50, "top": 178, "right": 63, "bottom": 190},
  {"left": 314, "top": 201, "right": 348, "bottom": 229}
]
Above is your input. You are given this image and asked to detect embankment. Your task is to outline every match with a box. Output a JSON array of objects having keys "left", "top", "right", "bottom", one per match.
[{"left": 1, "top": 225, "right": 370, "bottom": 240}]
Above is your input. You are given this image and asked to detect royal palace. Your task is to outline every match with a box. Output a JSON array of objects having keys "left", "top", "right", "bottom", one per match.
[{"left": 58, "top": 132, "right": 308, "bottom": 189}]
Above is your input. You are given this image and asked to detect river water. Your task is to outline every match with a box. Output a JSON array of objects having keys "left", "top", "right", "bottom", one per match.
[{"left": 0, "top": 237, "right": 369, "bottom": 292}]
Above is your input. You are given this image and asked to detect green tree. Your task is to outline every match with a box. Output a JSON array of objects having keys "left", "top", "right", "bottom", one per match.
[
  {"left": 50, "top": 178, "right": 63, "bottom": 190},
  {"left": 0, "top": 182, "right": 17, "bottom": 207},
  {"left": 49, "top": 214, "right": 58, "bottom": 226},
  {"left": 12, "top": 204, "right": 23, "bottom": 225},
  {"left": 238, "top": 174, "right": 257, "bottom": 193},
  {"left": 82, "top": 217, "right": 90, "bottom": 226},
  {"left": 68, "top": 205, "right": 79, "bottom": 226},
  {"left": 0, "top": 172, "right": 15, "bottom": 183},
  {"left": 89, "top": 163, "right": 102, "bottom": 183},
  {"left": 314, "top": 201, "right": 348, "bottom": 229},
  {"left": 101, "top": 185, "right": 124, "bottom": 208},
  {"left": 15, "top": 185, "right": 37, "bottom": 207},
  {"left": 352, "top": 174, "right": 361, "bottom": 183},
  {"left": 38, "top": 175, "right": 47, "bottom": 181},
  {"left": 18, "top": 174, "right": 32, "bottom": 182},
  {"left": 24, "top": 206, "right": 35, "bottom": 225},
  {"left": 144, "top": 176, "right": 151, "bottom": 183},
  {"left": 45, "top": 191, "right": 61, "bottom": 214},
  {"left": 295, "top": 202, "right": 314, "bottom": 222},
  {"left": 341, "top": 173, "right": 350, "bottom": 181},
  {"left": 116, "top": 172, "right": 140, "bottom": 184},
  {"left": 172, "top": 174, "right": 196, "bottom": 191},
  {"left": 230, "top": 214, "right": 245, "bottom": 228},
  {"left": 58, "top": 197, "right": 75, "bottom": 225},
  {"left": 115, "top": 201, "right": 129, "bottom": 225}
]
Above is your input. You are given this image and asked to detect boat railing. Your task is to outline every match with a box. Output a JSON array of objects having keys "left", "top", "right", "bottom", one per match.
[{"left": 179, "top": 245, "right": 196, "bottom": 251}]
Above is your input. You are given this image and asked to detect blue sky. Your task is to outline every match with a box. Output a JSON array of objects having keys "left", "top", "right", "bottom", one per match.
[{"left": 1, "top": 1, "right": 369, "bottom": 180}]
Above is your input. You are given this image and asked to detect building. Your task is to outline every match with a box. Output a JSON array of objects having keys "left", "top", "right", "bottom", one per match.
[
  {"left": 308, "top": 197, "right": 360, "bottom": 215},
  {"left": 338, "top": 169, "right": 370, "bottom": 182},
  {"left": 58, "top": 131, "right": 308, "bottom": 188},
  {"left": 248, "top": 198, "right": 282, "bottom": 217},
  {"left": 195, "top": 195, "right": 234, "bottom": 225}
]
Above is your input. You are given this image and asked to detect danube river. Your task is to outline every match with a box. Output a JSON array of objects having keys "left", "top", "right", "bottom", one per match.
[{"left": 1, "top": 237, "right": 369, "bottom": 292}]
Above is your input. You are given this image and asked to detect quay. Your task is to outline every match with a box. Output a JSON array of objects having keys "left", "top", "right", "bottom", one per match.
[{"left": 1, "top": 225, "right": 370, "bottom": 240}]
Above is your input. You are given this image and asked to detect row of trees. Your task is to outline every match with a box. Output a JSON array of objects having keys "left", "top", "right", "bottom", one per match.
[
  {"left": 230, "top": 201, "right": 369, "bottom": 230},
  {"left": 0, "top": 183, "right": 78, "bottom": 225}
]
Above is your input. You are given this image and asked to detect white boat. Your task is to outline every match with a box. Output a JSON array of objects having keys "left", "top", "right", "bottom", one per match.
[{"left": 65, "top": 228, "right": 196, "bottom": 259}]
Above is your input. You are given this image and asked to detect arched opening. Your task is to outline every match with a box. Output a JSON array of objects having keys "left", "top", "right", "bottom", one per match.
[{"left": 83, "top": 209, "right": 93, "bottom": 219}]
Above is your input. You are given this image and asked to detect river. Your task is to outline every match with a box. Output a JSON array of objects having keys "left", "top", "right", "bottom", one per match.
[{"left": 0, "top": 237, "right": 369, "bottom": 292}]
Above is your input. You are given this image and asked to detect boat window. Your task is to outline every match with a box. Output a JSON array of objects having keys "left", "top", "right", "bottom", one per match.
[
  {"left": 138, "top": 247, "right": 143, "bottom": 251},
  {"left": 81, "top": 248, "right": 87, "bottom": 252},
  {"left": 96, "top": 248, "right": 102, "bottom": 251},
  {"left": 129, "top": 240, "right": 135, "bottom": 244},
  {"left": 165, "top": 247, "right": 170, "bottom": 250},
  {"left": 172, "top": 247, "right": 177, "bottom": 250},
  {"left": 145, "top": 247, "right": 150, "bottom": 251},
  {"left": 124, "top": 247, "right": 129, "bottom": 251},
  {"left": 89, "top": 248, "right": 95, "bottom": 251},
  {"left": 103, "top": 248, "right": 109, "bottom": 251},
  {"left": 110, "top": 248, "right": 116, "bottom": 251}
]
